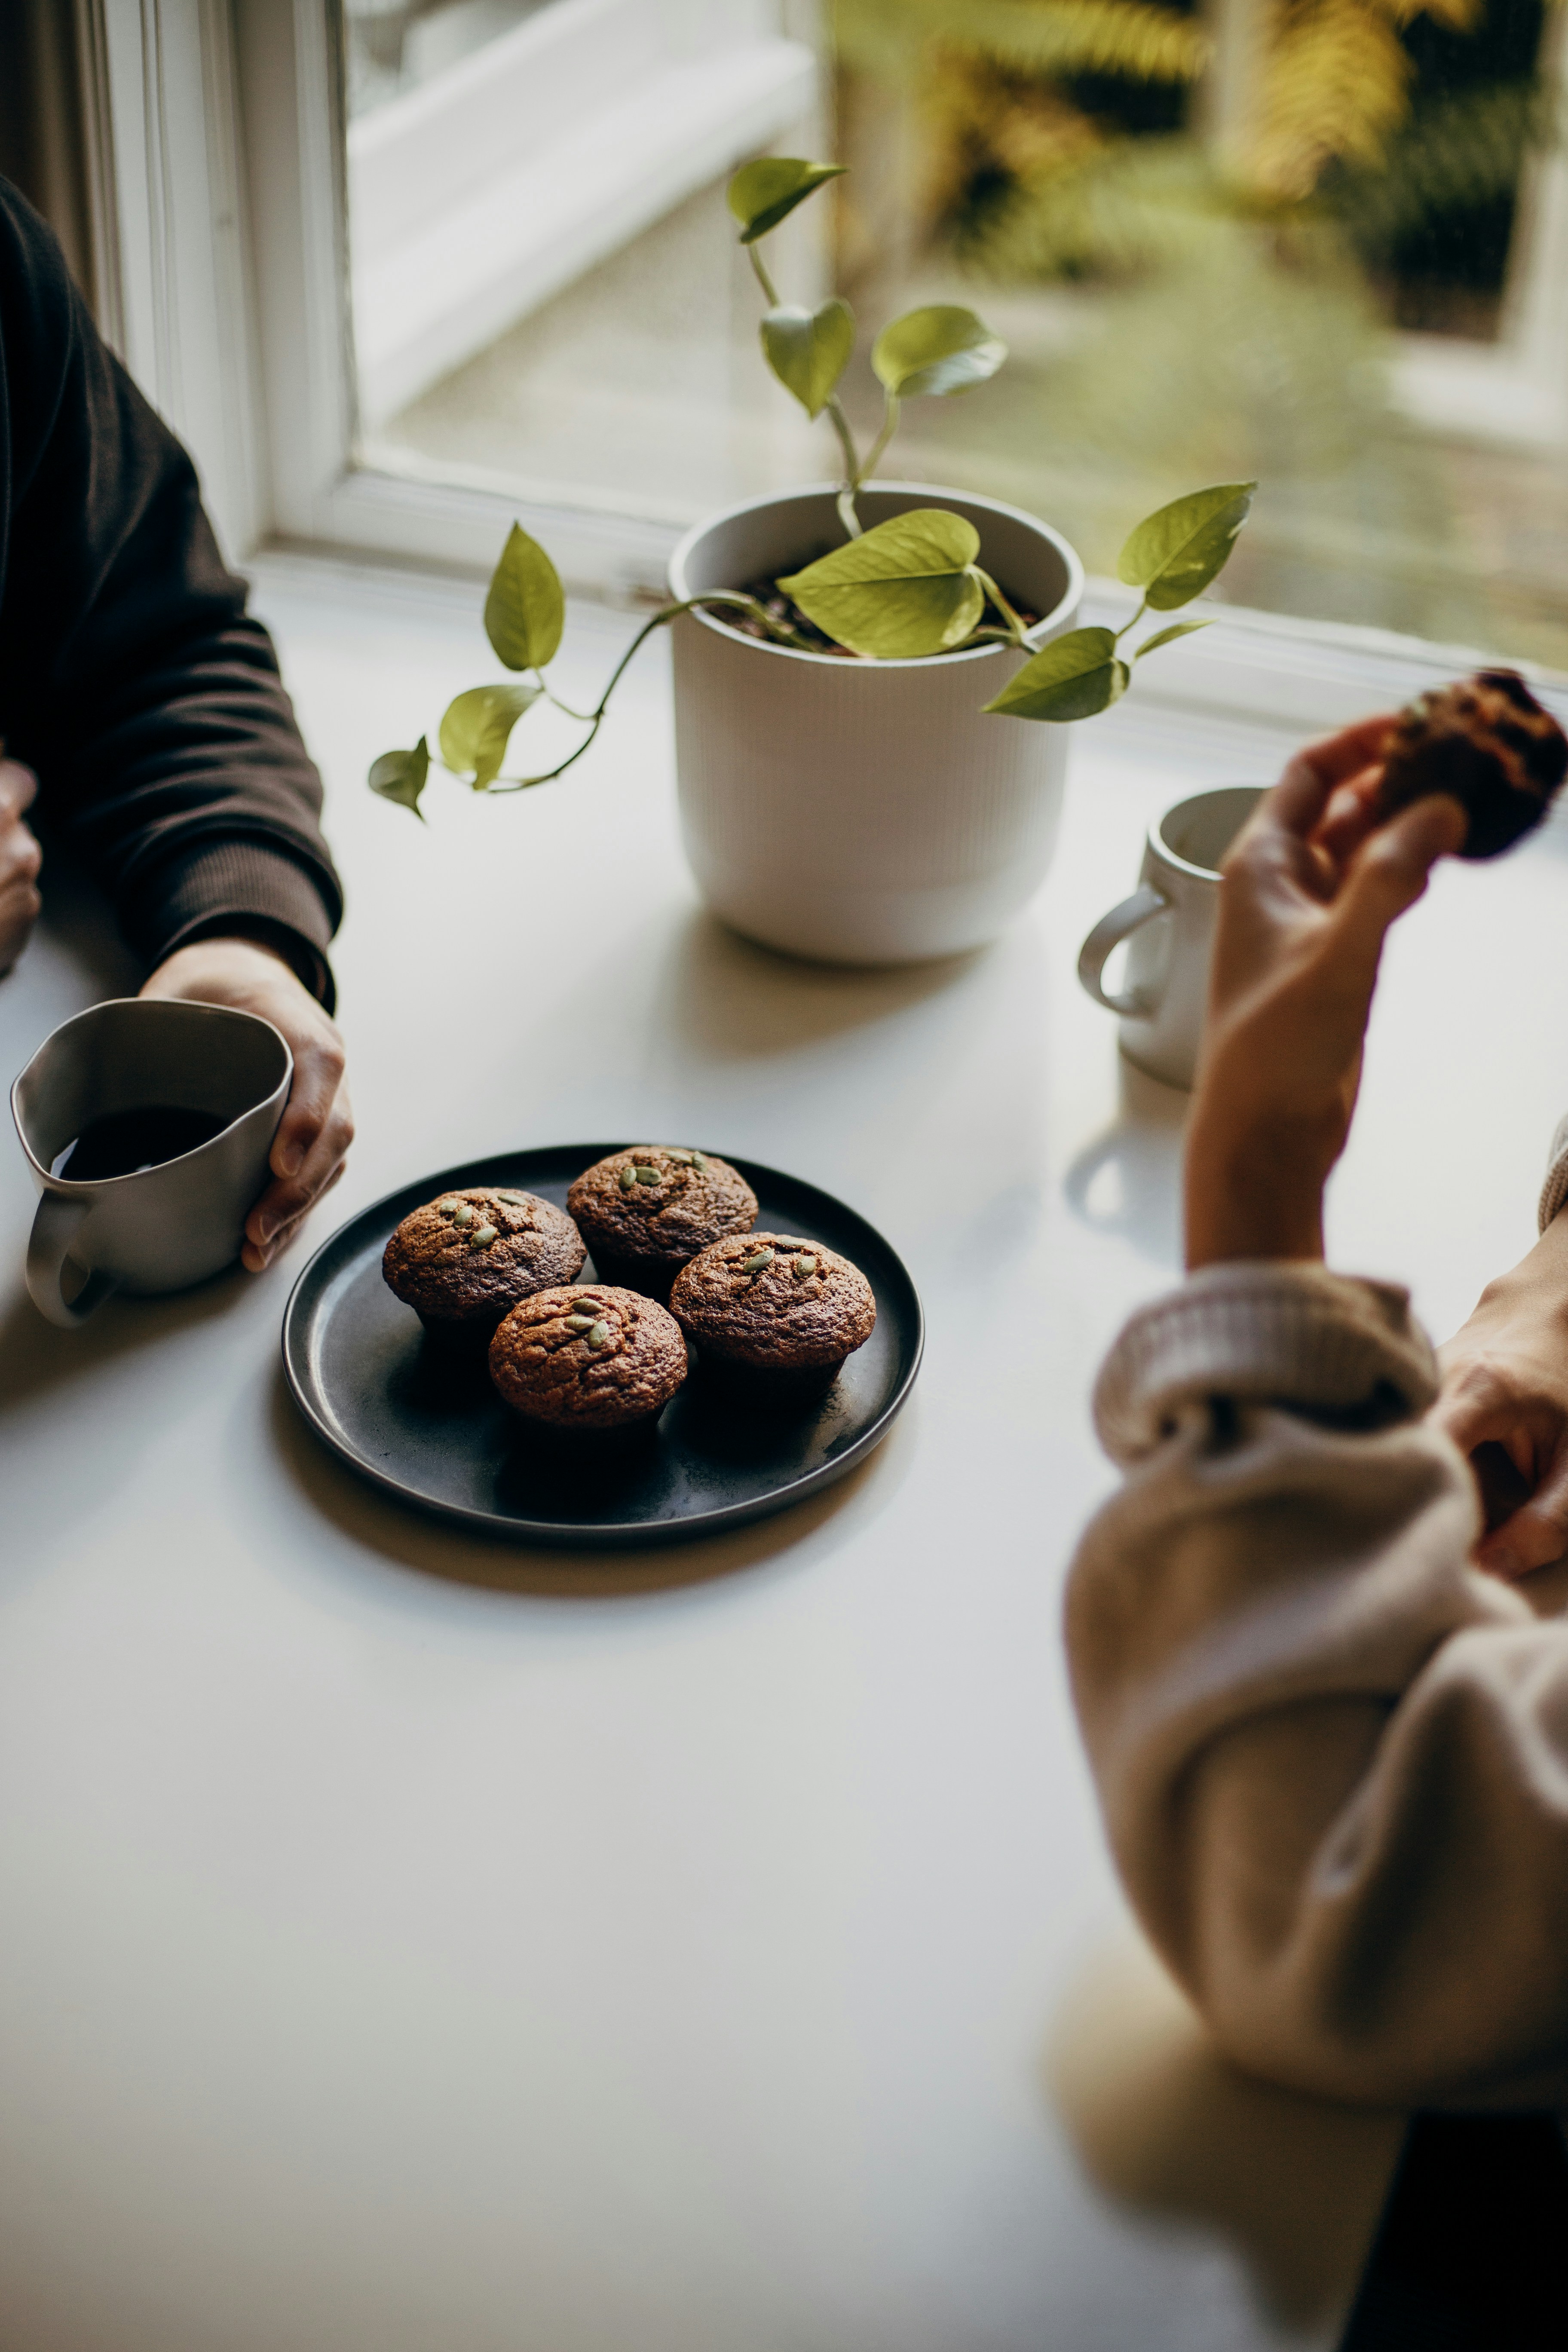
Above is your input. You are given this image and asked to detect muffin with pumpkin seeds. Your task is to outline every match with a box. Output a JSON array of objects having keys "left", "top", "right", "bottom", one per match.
[
  {"left": 382, "top": 1186, "right": 585, "bottom": 1342},
  {"left": 488, "top": 1283, "right": 688, "bottom": 1439},
  {"left": 567, "top": 1146, "right": 757, "bottom": 1298},
  {"left": 670, "top": 1232, "right": 876, "bottom": 1401}
]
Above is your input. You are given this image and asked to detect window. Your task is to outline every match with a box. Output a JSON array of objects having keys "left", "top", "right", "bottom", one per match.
[{"left": 90, "top": 0, "right": 1568, "bottom": 682}]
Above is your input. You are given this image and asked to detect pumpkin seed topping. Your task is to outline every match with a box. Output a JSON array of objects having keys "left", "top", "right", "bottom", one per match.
[
  {"left": 740, "top": 1248, "right": 775, "bottom": 1275},
  {"left": 495, "top": 1189, "right": 529, "bottom": 1204},
  {"left": 588, "top": 1321, "right": 610, "bottom": 1349},
  {"left": 469, "top": 1223, "right": 498, "bottom": 1249},
  {"left": 565, "top": 1314, "right": 594, "bottom": 1332},
  {"left": 452, "top": 1203, "right": 474, "bottom": 1227},
  {"left": 793, "top": 1255, "right": 818, "bottom": 1279},
  {"left": 634, "top": 1165, "right": 661, "bottom": 1185},
  {"left": 619, "top": 1165, "right": 637, "bottom": 1191}
]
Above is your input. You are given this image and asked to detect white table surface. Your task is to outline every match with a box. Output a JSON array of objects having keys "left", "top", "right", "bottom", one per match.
[{"left": 4, "top": 560, "right": 1565, "bottom": 2352}]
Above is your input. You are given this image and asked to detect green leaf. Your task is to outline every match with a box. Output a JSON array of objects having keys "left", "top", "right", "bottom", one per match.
[
  {"left": 1133, "top": 619, "right": 1213, "bottom": 658},
  {"left": 760, "top": 298, "right": 855, "bottom": 419},
  {"left": 871, "top": 305, "right": 1007, "bottom": 399},
  {"left": 726, "top": 158, "right": 845, "bottom": 244},
  {"left": 778, "top": 508, "right": 985, "bottom": 659},
  {"left": 1116, "top": 482, "right": 1256, "bottom": 612},
  {"left": 484, "top": 522, "right": 564, "bottom": 671},
  {"left": 438, "top": 683, "right": 542, "bottom": 789},
  {"left": 368, "top": 735, "right": 429, "bottom": 819},
  {"left": 983, "top": 629, "right": 1129, "bottom": 721}
]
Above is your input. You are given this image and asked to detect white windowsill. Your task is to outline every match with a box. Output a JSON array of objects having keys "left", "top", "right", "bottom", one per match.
[{"left": 256, "top": 536, "right": 1568, "bottom": 748}]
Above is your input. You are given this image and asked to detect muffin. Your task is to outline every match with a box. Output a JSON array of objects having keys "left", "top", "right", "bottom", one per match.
[
  {"left": 488, "top": 1283, "right": 688, "bottom": 1439},
  {"left": 670, "top": 1233, "right": 877, "bottom": 1401},
  {"left": 382, "top": 1186, "right": 585, "bottom": 1343},
  {"left": 567, "top": 1146, "right": 758, "bottom": 1298},
  {"left": 1377, "top": 670, "right": 1568, "bottom": 858}
]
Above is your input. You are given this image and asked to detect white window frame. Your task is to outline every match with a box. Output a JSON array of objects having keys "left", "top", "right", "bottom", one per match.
[{"left": 80, "top": 0, "right": 1568, "bottom": 728}]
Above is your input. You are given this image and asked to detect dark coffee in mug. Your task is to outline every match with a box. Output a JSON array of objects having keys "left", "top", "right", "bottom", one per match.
[{"left": 50, "top": 1105, "right": 232, "bottom": 1182}]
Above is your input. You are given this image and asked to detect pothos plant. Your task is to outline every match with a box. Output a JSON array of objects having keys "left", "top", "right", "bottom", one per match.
[{"left": 369, "top": 157, "right": 1256, "bottom": 818}]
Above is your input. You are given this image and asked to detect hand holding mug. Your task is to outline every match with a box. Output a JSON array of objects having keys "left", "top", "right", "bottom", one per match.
[{"left": 141, "top": 938, "right": 353, "bottom": 1271}]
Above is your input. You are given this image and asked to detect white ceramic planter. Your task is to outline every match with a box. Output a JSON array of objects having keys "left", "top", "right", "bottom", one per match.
[{"left": 668, "top": 481, "right": 1084, "bottom": 965}]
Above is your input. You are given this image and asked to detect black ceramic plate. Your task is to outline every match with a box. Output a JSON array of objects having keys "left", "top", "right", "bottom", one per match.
[{"left": 281, "top": 1145, "right": 923, "bottom": 1548}]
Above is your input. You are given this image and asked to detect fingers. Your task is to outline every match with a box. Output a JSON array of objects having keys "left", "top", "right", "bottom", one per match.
[
  {"left": 0, "top": 812, "right": 43, "bottom": 972},
  {"left": 1432, "top": 1362, "right": 1568, "bottom": 1579},
  {"left": 0, "top": 758, "right": 38, "bottom": 822},
  {"left": 1312, "top": 771, "right": 1386, "bottom": 866},
  {"left": 242, "top": 1158, "right": 347, "bottom": 1274},
  {"left": 0, "top": 817, "right": 42, "bottom": 888},
  {"left": 1329, "top": 793, "right": 1466, "bottom": 974},
  {"left": 1476, "top": 1444, "right": 1568, "bottom": 1577},
  {"left": 269, "top": 1026, "right": 346, "bottom": 1183},
  {"left": 244, "top": 1078, "right": 354, "bottom": 1271},
  {"left": 1269, "top": 717, "right": 1401, "bottom": 836}
]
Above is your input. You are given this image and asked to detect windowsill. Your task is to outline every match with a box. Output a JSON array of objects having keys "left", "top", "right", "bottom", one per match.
[{"left": 254, "top": 537, "right": 1568, "bottom": 748}]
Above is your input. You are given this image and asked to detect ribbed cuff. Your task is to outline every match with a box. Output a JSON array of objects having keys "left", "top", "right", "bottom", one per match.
[
  {"left": 1093, "top": 1262, "right": 1439, "bottom": 1464},
  {"left": 127, "top": 839, "right": 340, "bottom": 1011},
  {"left": 1539, "top": 1113, "right": 1568, "bottom": 1232}
]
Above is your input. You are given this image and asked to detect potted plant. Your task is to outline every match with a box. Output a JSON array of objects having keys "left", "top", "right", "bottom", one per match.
[{"left": 370, "top": 158, "right": 1254, "bottom": 965}]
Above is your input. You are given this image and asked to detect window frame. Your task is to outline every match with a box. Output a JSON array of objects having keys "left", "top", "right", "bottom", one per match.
[{"left": 84, "top": 0, "right": 1568, "bottom": 722}]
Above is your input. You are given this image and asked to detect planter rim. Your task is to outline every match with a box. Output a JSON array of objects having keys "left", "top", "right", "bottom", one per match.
[{"left": 667, "top": 479, "right": 1084, "bottom": 671}]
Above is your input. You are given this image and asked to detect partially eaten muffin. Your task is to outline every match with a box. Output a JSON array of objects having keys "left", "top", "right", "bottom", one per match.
[{"left": 1377, "top": 669, "right": 1568, "bottom": 859}]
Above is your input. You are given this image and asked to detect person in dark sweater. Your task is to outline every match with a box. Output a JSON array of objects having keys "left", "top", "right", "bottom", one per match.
[{"left": 0, "top": 176, "right": 349, "bottom": 1274}]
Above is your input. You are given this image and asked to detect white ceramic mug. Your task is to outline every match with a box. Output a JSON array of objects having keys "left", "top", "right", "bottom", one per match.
[
  {"left": 11, "top": 998, "right": 292, "bottom": 1326},
  {"left": 1077, "top": 786, "right": 1263, "bottom": 1090}
]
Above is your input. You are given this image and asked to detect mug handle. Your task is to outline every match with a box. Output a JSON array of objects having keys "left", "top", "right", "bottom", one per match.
[
  {"left": 27, "top": 1194, "right": 119, "bottom": 1327},
  {"left": 1077, "top": 884, "right": 1170, "bottom": 1017}
]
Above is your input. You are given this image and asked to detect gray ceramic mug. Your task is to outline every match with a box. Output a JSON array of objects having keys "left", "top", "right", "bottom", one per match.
[
  {"left": 1077, "top": 786, "right": 1263, "bottom": 1090},
  {"left": 11, "top": 998, "right": 292, "bottom": 1326}
]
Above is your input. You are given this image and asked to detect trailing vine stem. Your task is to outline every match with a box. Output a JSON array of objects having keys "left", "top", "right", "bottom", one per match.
[{"left": 475, "top": 592, "right": 817, "bottom": 792}]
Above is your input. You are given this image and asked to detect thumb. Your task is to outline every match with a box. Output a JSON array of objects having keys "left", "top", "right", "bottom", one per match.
[{"left": 1331, "top": 794, "right": 1465, "bottom": 966}]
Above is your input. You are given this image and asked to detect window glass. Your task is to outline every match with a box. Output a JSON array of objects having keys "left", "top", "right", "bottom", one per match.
[{"left": 341, "top": 0, "right": 1568, "bottom": 667}]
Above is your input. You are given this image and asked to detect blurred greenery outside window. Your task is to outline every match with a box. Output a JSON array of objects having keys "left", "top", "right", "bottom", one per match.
[{"left": 344, "top": 0, "right": 1568, "bottom": 669}]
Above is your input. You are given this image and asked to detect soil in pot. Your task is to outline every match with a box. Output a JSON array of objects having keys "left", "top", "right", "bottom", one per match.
[{"left": 723, "top": 557, "right": 1042, "bottom": 659}]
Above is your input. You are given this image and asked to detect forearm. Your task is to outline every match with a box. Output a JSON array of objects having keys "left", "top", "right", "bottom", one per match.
[
  {"left": 1184, "top": 1118, "right": 1330, "bottom": 1268},
  {"left": 1069, "top": 1265, "right": 1568, "bottom": 2106}
]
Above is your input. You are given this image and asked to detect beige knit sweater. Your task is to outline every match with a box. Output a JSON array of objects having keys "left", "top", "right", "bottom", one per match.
[{"left": 1066, "top": 1130, "right": 1568, "bottom": 2111}]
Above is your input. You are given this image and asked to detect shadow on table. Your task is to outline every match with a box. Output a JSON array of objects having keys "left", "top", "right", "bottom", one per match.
[
  {"left": 0, "top": 1266, "right": 251, "bottom": 1412},
  {"left": 1045, "top": 1930, "right": 1403, "bottom": 2339},
  {"left": 1063, "top": 1057, "right": 1189, "bottom": 1268},
  {"left": 268, "top": 1360, "right": 902, "bottom": 1601},
  {"left": 654, "top": 908, "right": 985, "bottom": 1060}
]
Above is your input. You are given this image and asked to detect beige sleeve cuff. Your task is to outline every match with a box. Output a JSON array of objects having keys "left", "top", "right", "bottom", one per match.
[
  {"left": 1538, "top": 1113, "right": 1568, "bottom": 1231},
  {"left": 1092, "top": 1261, "right": 1439, "bottom": 1464}
]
